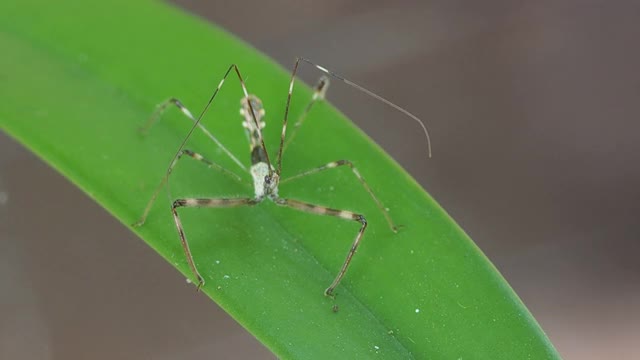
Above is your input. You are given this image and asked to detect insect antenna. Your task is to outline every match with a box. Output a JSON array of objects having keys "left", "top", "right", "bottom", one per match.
[{"left": 298, "top": 57, "right": 432, "bottom": 158}]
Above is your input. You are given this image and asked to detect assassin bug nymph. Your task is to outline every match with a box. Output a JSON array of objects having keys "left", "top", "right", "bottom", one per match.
[{"left": 133, "top": 58, "right": 431, "bottom": 297}]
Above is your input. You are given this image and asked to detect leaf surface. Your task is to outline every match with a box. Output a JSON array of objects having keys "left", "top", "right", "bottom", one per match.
[{"left": 0, "top": 1, "right": 560, "bottom": 358}]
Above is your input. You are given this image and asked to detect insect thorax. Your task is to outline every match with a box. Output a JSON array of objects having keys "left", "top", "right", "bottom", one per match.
[{"left": 251, "top": 162, "right": 278, "bottom": 199}]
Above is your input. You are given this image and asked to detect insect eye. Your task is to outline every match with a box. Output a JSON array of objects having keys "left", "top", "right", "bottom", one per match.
[{"left": 264, "top": 175, "right": 271, "bottom": 184}]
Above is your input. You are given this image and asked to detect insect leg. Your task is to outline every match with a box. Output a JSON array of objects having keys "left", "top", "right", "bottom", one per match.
[
  {"left": 133, "top": 149, "right": 245, "bottom": 226},
  {"left": 275, "top": 57, "right": 301, "bottom": 176},
  {"left": 172, "top": 197, "right": 258, "bottom": 290},
  {"left": 274, "top": 197, "right": 367, "bottom": 297},
  {"left": 281, "top": 160, "right": 397, "bottom": 232},
  {"left": 139, "top": 97, "right": 247, "bottom": 172},
  {"left": 282, "top": 76, "right": 330, "bottom": 153}
]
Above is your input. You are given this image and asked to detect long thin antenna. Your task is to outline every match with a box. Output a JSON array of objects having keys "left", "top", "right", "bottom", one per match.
[{"left": 299, "top": 57, "right": 432, "bottom": 158}]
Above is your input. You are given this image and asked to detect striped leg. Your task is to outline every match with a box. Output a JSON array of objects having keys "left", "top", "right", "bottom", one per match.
[
  {"left": 281, "top": 160, "right": 397, "bottom": 232},
  {"left": 132, "top": 149, "right": 244, "bottom": 227},
  {"left": 274, "top": 197, "right": 367, "bottom": 297},
  {"left": 139, "top": 97, "right": 247, "bottom": 172},
  {"left": 172, "top": 197, "right": 257, "bottom": 290},
  {"left": 275, "top": 58, "right": 299, "bottom": 176},
  {"left": 282, "top": 76, "right": 330, "bottom": 153}
]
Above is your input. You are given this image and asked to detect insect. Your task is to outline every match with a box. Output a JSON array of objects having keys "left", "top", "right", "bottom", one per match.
[{"left": 133, "top": 57, "right": 431, "bottom": 297}]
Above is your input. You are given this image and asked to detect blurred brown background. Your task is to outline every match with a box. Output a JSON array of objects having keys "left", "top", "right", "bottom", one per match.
[{"left": 1, "top": 1, "right": 639, "bottom": 359}]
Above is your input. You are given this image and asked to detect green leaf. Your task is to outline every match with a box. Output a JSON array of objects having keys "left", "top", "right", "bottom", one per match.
[{"left": 0, "top": 1, "right": 560, "bottom": 358}]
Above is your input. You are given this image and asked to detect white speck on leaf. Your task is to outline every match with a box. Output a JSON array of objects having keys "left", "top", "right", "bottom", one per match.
[{"left": 415, "top": 308, "right": 420, "bottom": 313}]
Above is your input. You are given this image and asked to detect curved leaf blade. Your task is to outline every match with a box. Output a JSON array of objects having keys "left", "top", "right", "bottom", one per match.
[{"left": 0, "top": 1, "right": 560, "bottom": 359}]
